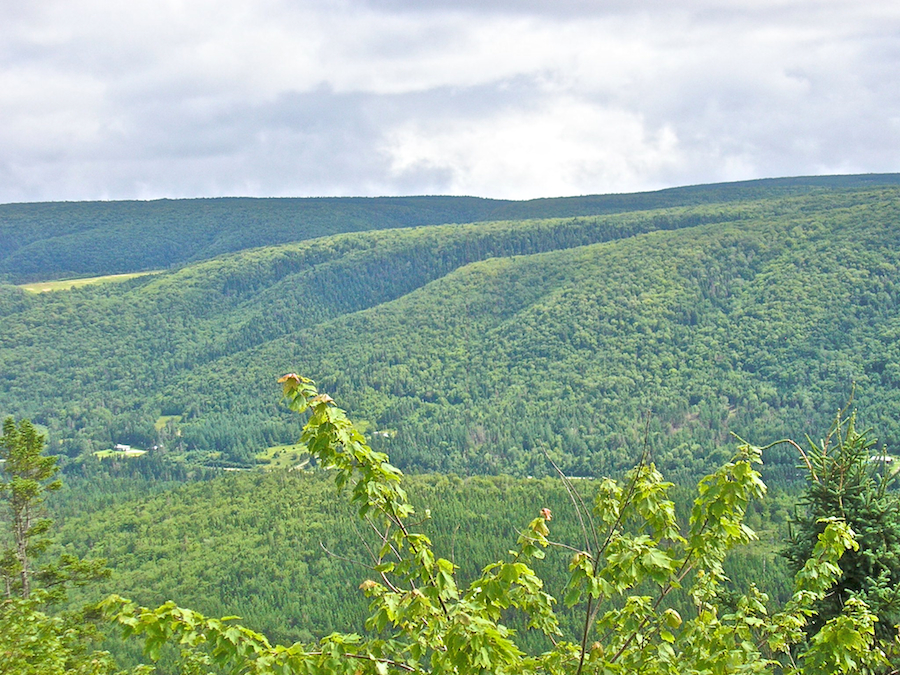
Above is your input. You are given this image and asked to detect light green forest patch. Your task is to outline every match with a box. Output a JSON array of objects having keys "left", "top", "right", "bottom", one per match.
[{"left": 154, "top": 415, "right": 182, "bottom": 431}]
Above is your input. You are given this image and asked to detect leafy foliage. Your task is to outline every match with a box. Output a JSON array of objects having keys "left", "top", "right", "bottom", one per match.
[
  {"left": 96, "top": 378, "right": 887, "bottom": 673},
  {"left": 50, "top": 466, "right": 795, "bottom": 663},
  {"left": 0, "top": 591, "right": 135, "bottom": 675}
]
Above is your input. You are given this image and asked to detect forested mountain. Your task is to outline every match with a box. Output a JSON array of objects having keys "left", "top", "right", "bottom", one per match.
[
  {"left": 2, "top": 173, "right": 899, "bottom": 283},
  {"left": 1, "top": 182, "right": 900, "bottom": 482},
  {"left": 0, "top": 188, "right": 900, "bottom": 475}
]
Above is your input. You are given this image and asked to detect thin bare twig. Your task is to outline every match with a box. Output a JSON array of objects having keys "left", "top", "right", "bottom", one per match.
[
  {"left": 576, "top": 413, "right": 652, "bottom": 675},
  {"left": 542, "top": 445, "right": 594, "bottom": 555},
  {"left": 319, "top": 542, "right": 376, "bottom": 571},
  {"left": 546, "top": 539, "right": 593, "bottom": 556},
  {"left": 352, "top": 520, "right": 379, "bottom": 565},
  {"left": 302, "top": 651, "right": 417, "bottom": 672}
]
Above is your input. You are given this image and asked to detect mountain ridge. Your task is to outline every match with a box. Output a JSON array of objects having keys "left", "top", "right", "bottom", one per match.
[{"left": 4, "top": 173, "right": 899, "bottom": 283}]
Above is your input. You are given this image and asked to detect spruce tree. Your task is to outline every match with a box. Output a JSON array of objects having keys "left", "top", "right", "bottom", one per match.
[
  {"left": 0, "top": 417, "right": 61, "bottom": 599},
  {"left": 783, "top": 411, "right": 900, "bottom": 642}
]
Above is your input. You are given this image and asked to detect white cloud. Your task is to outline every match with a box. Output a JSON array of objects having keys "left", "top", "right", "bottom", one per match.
[
  {"left": 386, "top": 99, "right": 681, "bottom": 198},
  {"left": 0, "top": 0, "right": 898, "bottom": 201}
]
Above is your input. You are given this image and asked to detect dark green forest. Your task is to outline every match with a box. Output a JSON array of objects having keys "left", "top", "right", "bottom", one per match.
[{"left": 3, "top": 173, "right": 898, "bottom": 283}]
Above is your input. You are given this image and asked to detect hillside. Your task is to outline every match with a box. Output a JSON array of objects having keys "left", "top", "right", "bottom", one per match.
[
  {"left": 52, "top": 467, "right": 791, "bottom": 651},
  {"left": 2, "top": 183, "right": 899, "bottom": 481},
  {"left": 2, "top": 173, "right": 899, "bottom": 283}
]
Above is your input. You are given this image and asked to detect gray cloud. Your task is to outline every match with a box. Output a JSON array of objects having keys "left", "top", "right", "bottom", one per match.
[{"left": 1, "top": 0, "right": 898, "bottom": 201}]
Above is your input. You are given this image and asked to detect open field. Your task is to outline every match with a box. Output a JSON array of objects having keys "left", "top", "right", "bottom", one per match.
[
  {"left": 93, "top": 448, "right": 147, "bottom": 459},
  {"left": 19, "top": 270, "right": 161, "bottom": 293},
  {"left": 255, "top": 444, "right": 309, "bottom": 470}
]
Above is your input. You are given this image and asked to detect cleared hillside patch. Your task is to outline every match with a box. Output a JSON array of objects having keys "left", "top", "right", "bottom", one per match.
[{"left": 19, "top": 270, "right": 161, "bottom": 293}]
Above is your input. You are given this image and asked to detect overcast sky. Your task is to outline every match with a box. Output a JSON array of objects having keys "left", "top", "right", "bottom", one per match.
[{"left": 1, "top": 0, "right": 898, "bottom": 202}]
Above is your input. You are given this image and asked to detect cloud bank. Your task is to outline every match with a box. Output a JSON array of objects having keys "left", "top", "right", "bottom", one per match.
[{"left": 1, "top": 0, "right": 898, "bottom": 201}]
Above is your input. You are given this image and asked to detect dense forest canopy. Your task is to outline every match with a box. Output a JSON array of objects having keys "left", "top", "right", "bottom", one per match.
[
  {"left": 2, "top": 173, "right": 899, "bottom": 283},
  {"left": 56, "top": 378, "right": 889, "bottom": 673},
  {"left": 51, "top": 466, "right": 794, "bottom": 653},
  {"left": 1, "top": 180, "right": 900, "bottom": 481},
  {"left": 10, "top": 378, "right": 884, "bottom": 674}
]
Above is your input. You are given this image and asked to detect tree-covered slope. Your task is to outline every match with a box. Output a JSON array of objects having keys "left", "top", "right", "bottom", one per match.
[
  {"left": 0, "top": 203, "right": 737, "bottom": 460},
  {"left": 53, "top": 467, "right": 790, "bottom": 650},
  {"left": 184, "top": 187, "right": 900, "bottom": 480},
  {"left": 0, "top": 196, "right": 497, "bottom": 283},
  {"left": 2, "top": 185, "right": 900, "bottom": 479},
  {"left": 55, "top": 471, "right": 575, "bottom": 645},
  {"left": 3, "top": 173, "right": 898, "bottom": 283}
]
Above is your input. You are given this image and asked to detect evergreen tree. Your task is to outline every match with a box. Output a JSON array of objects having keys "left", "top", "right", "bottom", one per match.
[
  {"left": 0, "top": 417, "right": 124, "bottom": 674},
  {"left": 0, "top": 417, "right": 61, "bottom": 599},
  {"left": 783, "top": 411, "right": 900, "bottom": 643}
]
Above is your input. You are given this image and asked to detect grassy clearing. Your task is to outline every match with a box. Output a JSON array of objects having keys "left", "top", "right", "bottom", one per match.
[
  {"left": 154, "top": 415, "right": 182, "bottom": 431},
  {"left": 94, "top": 448, "right": 147, "bottom": 459},
  {"left": 255, "top": 444, "right": 310, "bottom": 471},
  {"left": 19, "top": 270, "right": 162, "bottom": 293}
]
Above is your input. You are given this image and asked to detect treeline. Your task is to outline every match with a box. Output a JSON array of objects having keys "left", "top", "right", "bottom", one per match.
[{"left": 3, "top": 173, "right": 898, "bottom": 283}]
